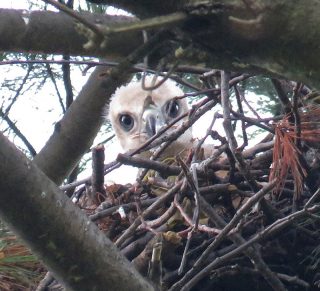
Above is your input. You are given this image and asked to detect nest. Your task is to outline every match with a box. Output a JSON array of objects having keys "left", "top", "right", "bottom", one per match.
[
  {"left": 73, "top": 109, "right": 320, "bottom": 291},
  {"left": 43, "top": 78, "right": 320, "bottom": 291}
]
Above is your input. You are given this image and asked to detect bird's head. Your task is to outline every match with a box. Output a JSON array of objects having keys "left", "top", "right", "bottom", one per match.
[{"left": 108, "top": 77, "right": 192, "bottom": 157}]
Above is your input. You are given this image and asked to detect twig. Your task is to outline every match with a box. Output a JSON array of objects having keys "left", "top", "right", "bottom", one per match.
[
  {"left": 142, "top": 62, "right": 180, "bottom": 91},
  {"left": 292, "top": 82, "right": 304, "bottom": 202},
  {"left": 148, "top": 241, "right": 163, "bottom": 286},
  {"left": 104, "top": 12, "right": 187, "bottom": 35},
  {"left": 242, "top": 140, "right": 274, "bottom": 159},
  {"left": 173, "top": 196, "right": 221, "bottom": 235},
  {"left": 0, "top": 110, "right": 37, "bottom": 156},
  {"left": 235, "top": 84, "right": 261, "bottom": 119},
  {"left": 62, "top": 54, "right": 74, "bottom": 109},
  {"left": 91, "top": 145, "right": 106, "bottom": 204},
  {"left": 216, "top": 111, "right": 274, "bottom": 133},
  {"left": 276, "top": 273, "right": 309, "bottom": 289},
  {"left": 45, "top": 63, "right": 66, "bottom": 113},
  {"left": 176, "top": 157, "right": 201, "bottom": 230},
  {"left": 43, "top": 0, "right": 104, "bottom": 38},
  {"left": 193, "top": 113, "right": 217, "bottom": 161},
  {"left": 139, "top": 202, "right": 176, "bottom": 230},
  {"left": 0, "top": 59, "right": 214, "bottom": 76},
  {"left": 115, "top": 181, "right": 183, "bottom": 247},
  {"left": 89, "top": 198, "right": 157, "bottom": 222},
  {"left": 304, "top": 186, "right": 320, "bottom": 208},
  {"left": 221, "top": 71, "right": 238, "bottom": 152},
  {"left": 3, "top": 64, "right": 33, "bottom": 117},
  {"left": 117, "top": 153, "right": 180, "bottom": 176},
  {"left": 234, "top": 85, "right": 248, "bottom": 151},
  {"left": 271, "top": 78, "right": 292, "bottom": 114}
]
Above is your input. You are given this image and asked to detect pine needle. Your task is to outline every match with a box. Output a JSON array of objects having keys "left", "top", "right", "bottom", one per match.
[
  {"left": 0, "top": 230, "right": 43, "bottom": 290},
  {"left": 270, "top": 106, "right": 320, "bottom": 198}
]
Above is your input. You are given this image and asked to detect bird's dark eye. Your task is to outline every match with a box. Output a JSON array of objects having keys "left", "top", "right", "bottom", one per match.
[
  {"left": 119, "top": 114, "right": 134, "bottom": 131},
  {"left": 165, "top": 99, "right": 180, "bottom": 118}
]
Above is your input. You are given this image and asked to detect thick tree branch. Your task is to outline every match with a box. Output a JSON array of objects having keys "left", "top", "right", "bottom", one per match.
[
  {"left": 0, "top": 8, "right": 142, "bottom": 59},
  {"left": 3, "top": 2, "right": 320, "bottom": 86},
  {"left": 0, "top": 132, "right": 153, "bottom": 291}
]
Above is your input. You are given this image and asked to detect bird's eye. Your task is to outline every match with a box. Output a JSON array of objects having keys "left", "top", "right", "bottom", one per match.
[
  {"left": 119, "top": 114, "right": 134, "bottom": 131},
  {"left": 165, "top": 99, "right": 180, "bottom": 118}
]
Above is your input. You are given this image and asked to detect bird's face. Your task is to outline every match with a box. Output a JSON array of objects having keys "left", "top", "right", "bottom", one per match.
[{"left": 108, "top": 78, "right": 192, "bottom": 156}]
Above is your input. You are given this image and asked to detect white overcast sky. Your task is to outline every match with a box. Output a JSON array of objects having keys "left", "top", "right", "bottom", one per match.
[{"left": 0, "top": 1, "right": 267, "bottom": 184}]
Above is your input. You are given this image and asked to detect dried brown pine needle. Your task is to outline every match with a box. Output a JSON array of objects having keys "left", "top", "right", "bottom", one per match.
[{"left": 270, "top": 106, "right": 320, "bottom": 197}]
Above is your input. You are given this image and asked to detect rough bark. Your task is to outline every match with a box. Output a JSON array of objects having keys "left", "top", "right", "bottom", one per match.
[
  {"left": 0, "top": 132, "right": 153, "bottom": 291},
  {"left": 0, "top": 8, "right": 142, "bottom": 59}
]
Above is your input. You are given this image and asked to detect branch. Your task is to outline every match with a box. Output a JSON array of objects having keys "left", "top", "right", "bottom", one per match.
[
  {"left": 91, "top": 144, "right": 106, "bottom": 204},
  {"left": 0, "top": 132, "right": 153, "bottom": 291},
  {"left": 117, "top": 153, "right": 181, "bottom": 176},
  {"left": 0, "top": 110, "right": 37, "bottom": 156},
  {"left": 0, "top": 9, "right": 142, "bottom": 58},
  {"left": 45, "top": 63, "right": 66, "bottom": 113}
]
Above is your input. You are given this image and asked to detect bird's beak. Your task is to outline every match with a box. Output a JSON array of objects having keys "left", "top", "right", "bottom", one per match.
[{"left": 142, "top": 106, "right": 166, "bottom": 138}]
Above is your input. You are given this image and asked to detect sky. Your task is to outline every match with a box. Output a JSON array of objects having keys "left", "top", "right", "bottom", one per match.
[
  {"left": 0, "top": 1, "right": 28, "bottom": 9},
  {"left": 0, "top": 1, "right": 268, "bottom": 184}
]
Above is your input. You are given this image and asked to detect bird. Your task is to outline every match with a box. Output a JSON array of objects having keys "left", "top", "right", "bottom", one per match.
[{"left": 108, "top": 76, "right": 194, "bottom": 160}]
